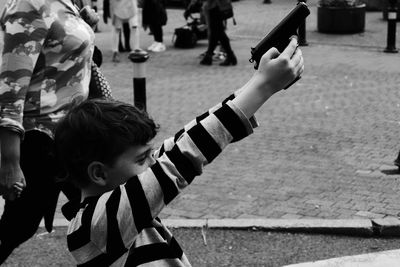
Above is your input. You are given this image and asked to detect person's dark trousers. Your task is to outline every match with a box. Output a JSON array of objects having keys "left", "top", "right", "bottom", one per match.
[
  {"left": 200, "top": 7, "right": 236, "bottom": 65},
  {"left": 0, "top": 131, "right": 79, "bottom": 264},
  {"left": 149, "top": 24, "right": 163, "bottom": 42},
  {"left": 206, "top": 7, "right": 233, "bottom": 57},
  {"left": 119, "top": 22, "right": 131, "bottom": 52}
]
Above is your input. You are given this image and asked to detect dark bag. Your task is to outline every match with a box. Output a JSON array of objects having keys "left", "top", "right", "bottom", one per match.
[
  {"left": 172, "top": 26, "right": 198, "bottom": 48},
  {"left": 172, "top": 16, "right": 207, "bottom": 48},
  {"left": 218, "top": 0, "right": 234, "bottom": 20},
  {"left": 220, "top": 7, "right": 233, "bottom": 20}
]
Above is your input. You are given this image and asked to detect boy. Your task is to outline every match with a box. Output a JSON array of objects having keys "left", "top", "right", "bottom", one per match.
[{"left": 56, "top": 38, "right": 304, "bottom": 266}]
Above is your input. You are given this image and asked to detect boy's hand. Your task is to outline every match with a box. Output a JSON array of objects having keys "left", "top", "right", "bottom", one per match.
[
  {"left": 256, "top": 37, "right": 304, "bottom": 93},
  {"left": 232, "top": 37, "right": 305, "bottom": 119}
]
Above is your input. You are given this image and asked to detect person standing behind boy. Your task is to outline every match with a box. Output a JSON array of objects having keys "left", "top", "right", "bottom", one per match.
[
  {"left": 0, "top": 0, "right": 103, "bottom": 263},
  {"left": 56, "top": 38, "right": 303, "bottom": 266},
  {"left": 142, "top": 0, "right": 167, "bottom": 52},
  {"left": 103, "top": 0, "right": 140, "bottom": 62}
]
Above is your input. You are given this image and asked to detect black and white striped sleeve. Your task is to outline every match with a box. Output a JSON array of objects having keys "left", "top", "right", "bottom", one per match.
[
  {"left": 155, "top": 92, "right": 259, "bottom": 158},
  {"left": 89, "top": 100, "right": 257, "bottom": 253}
]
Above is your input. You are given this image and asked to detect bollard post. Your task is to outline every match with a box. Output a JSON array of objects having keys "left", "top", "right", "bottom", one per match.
[
  {"left": 263, "top": 0, "right": 271, "bottom": 4},
  {"left": 298, "top": 0, "right": 308, "bottom": 46},
  {"left": 384, "top": 0, "right": 398, "bottom": 53},
  {"left": 129, "top": 49, "right": 150, "bottom": 111}
]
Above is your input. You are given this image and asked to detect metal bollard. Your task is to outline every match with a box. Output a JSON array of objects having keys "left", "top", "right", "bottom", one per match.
[
  {"left": 384, "top": 0, "right": 398, "bottom": 53},
  {"left": 298, "top": 0, "right": 308, "bottom": 46},
  {"left": 129, "top": 49, "right": 150, "bottom": 111}
]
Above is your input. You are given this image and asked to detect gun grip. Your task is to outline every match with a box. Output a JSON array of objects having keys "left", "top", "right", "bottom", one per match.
[
  {"left": 283, "top": 76, "right": 301, "bottom": 90},
  {"left": 252, "top": 32, "right": 298, "bottom": 70},
  {"left": 254, "top": 61, "right": 259, "bottom": 70}
]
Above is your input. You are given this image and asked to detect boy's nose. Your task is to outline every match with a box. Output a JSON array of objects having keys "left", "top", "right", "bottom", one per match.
[{"left": 149, "top": 152, "right": 156, "bottom": 166}]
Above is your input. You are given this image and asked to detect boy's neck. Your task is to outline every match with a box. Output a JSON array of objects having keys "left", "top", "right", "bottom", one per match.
[{"left": 81, "top": 186, "right": 108, "bottom": 202}]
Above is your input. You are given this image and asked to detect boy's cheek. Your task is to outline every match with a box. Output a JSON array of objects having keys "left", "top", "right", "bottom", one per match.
[
  {"left": 133, "top": 160, "right": 156, "bottom": 177},
  {"left": 133, "top": 164, "right": 150, "bottom": 176}
]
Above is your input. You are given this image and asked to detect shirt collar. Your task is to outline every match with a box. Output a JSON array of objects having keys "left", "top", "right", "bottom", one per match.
[{"left": 61, "top": 196, "right": 98, "bottom": 221}]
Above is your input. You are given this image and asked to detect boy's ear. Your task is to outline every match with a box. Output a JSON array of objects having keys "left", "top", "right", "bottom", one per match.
[{"left": 87, "top": 161, "right": 107, "bottom": 186}]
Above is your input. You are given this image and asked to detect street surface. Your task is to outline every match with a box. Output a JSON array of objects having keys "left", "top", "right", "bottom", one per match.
[{"left": 3, "top": 226, "right": 400, "bottom": 266}]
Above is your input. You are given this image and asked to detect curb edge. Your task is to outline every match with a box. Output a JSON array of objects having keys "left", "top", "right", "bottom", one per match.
[{"left": 44, "top": 218, "right": 400, "bottom": 237}]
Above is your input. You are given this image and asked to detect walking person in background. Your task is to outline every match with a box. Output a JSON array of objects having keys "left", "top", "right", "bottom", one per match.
[
  {"left": 102, "top": 0, "right": 132, "bottom": 52},
  {"left": 0, "top": 0, "right": 110, "bottom": 263},
  {"left": 103, "top": 0, "right": 140, "bottom": 62},
  {"left": 186, "top": 0, "right": 237, "bottom": 66},
  {"left": 142, "top": 0, "right": 168, "bottom": 52}
]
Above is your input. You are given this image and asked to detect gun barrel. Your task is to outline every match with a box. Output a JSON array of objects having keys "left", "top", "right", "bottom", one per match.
[{"left": 250, "top": 2, "right": 310, "bottom": 66}]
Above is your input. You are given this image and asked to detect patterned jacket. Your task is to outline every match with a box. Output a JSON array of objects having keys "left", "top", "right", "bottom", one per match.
[
  {"left": 62, "top": 94, "right": 258, "bottom": 266},
  {"left": 0, "top": 0, "right": 94, "bottom": 138}
]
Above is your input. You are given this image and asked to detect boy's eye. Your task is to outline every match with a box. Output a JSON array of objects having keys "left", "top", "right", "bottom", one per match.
[
  {"left": 137, "top": 156, "right": 147, "bottom": 165},
  {"left": 136, "top": 149, "right": 154, "bottom": 165}
]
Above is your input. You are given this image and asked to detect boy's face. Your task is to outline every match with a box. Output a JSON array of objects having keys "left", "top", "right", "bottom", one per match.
[{"left": 103, "top": 142, "right": 155, "bottom": 190}]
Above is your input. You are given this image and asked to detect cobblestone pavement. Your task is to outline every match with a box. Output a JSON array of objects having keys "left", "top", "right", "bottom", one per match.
[{"left": 4, "top": 0, "right": 400, "bottom": 222}]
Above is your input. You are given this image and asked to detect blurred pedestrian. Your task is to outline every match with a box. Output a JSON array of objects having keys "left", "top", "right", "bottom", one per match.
[
  {"left": 0, "top": 0, "right": 110, "bottom": 263},
  {"left": 186, "top": 0, "right": 237, "bottom": 66},
  {"left": 142, "top": 0, "right": 168, "bottom": 52},
  {"left": 103, "top": 0, "right": 140, "bottom": 62}
]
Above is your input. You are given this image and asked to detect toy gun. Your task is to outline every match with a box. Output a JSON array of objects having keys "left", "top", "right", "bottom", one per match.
[{"left": 249, "top": 2, "right": 310, "bottom": 88}]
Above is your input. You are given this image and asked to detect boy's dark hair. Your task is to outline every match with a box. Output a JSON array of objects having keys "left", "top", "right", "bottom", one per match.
[{"left": 54, "top": 99, "right": 158, "bottom": 187}]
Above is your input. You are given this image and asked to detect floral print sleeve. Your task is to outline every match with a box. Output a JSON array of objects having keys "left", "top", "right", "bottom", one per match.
[{"left": 0, "top": 0, "right": 95, "bottom": 137}]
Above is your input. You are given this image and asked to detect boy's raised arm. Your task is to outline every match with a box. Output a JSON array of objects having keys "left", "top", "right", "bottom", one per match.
[
  {"left": 155, "top": 89, "right": 259, "bottom": 158},
  {"left": 89, "top": 39, "right": 304, "bottom": 253}
]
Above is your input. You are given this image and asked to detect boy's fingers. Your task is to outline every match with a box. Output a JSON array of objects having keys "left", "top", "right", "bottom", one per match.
[
  {"left": 14, "top": 182, "right": 24, "bottom": 187},
  {"left": 280, "top": 36, "right": 298, "bottom": 59},
  {"left": 262, "top": 47, "right": 280, "bottom": 61},
  {"left": 291, "top": 47, "right": 302, "bottom": 66},
  {"left": 296, "top": 57, "right": 305, "bottom": 77},
  {"left": 13, "top": 183, "right": 24, "bottom": 191}
]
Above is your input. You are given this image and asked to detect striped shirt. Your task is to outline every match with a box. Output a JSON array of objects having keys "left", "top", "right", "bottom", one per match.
[{"left": 62, "top": 96, "right": 258, "bottom": 266}]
